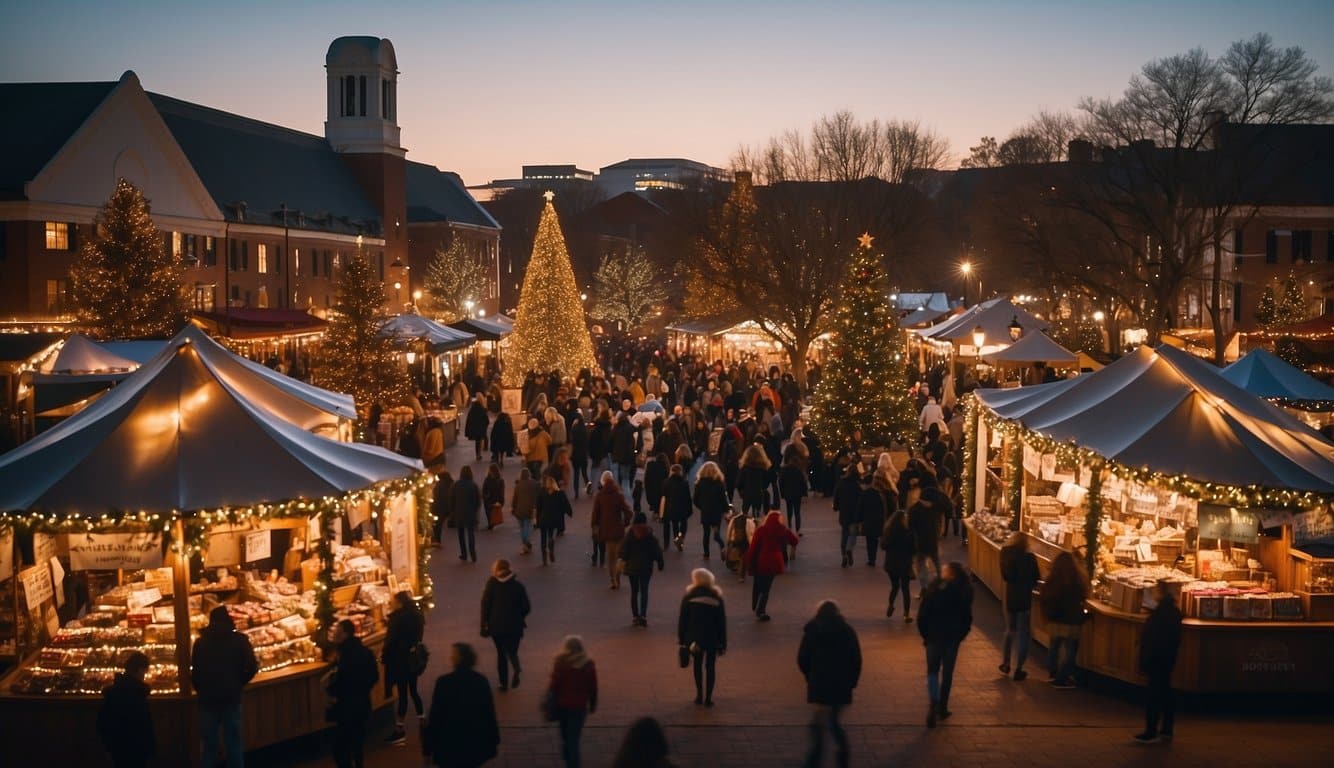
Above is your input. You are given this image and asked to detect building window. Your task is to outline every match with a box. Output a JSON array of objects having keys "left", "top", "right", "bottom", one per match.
[
  {"left": 275, "top": 245, "right": 283, "bottom": 275},
  {"left": 171, "top": 231, "right": 182, "bottom": 258},
  {"left": 229, "top": 240, "right": 238, "bottom": 271},
  {"left": 358, "top": 76, "right": 367, "bottom": 117},
  {"left": 381, "top": 78, "right": 389, "bottom": 119},
  {"left": 45, "top": 279, "right": 68, "bottom": 315},
  {"left": 1265, "top": 231, "right": 1278, "bottom": 264},
  {"left": 344, "top": 75, "right": 356, "bottom": 117},
  {"left": 1232, "top": 229, "right": 1243, "bottom": 267},
  {"left": 257, "top": 285, "right": 269, "bottom": 309},
  {"left": 1294, "top": 230, "right": 1313, "bottom": 262},
  {"left": 192, "top": 284, "right": 215, "bottom": 312},
  {"left": 323, "top": 251, "right": 332, "bottom": 278},
  {"left": 377, "top": 252, "right": 384, "bottom": 280},
  {"left": 241, "top": 241, "right": 249, "bottom": 271},
  {"left": 293, "top": 248, "right": 300, "bottom": 274},
  {"left": 45, "top": 222, "right": 69, "bottom": 250},
  {"left": 257, "top": 243, "right": 268, "bottom": 274},
  {"left": 203, "top": 236, "right": 216, "bottom": 267}
]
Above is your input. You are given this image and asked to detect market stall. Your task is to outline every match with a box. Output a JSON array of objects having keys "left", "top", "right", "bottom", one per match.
[
  {"left": 913, "top": 297, "right": 1045, "bottom": 377},
  {"left": 1222, "top": 348, "right": 1334, "bottom": 430},
  {"left": 0, "top": 328, "right": 432, "bottom": 766},
  {"left": 963, "top": 344, "right": 1334, "bottom": 693}
]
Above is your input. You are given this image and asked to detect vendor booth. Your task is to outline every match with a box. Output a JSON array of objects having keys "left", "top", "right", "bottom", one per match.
[
  {"left": 0, "top": 327, "right": 432, "bottom": 766},
  {"left": 913, "top": 297, "right": 1045, "bottom": 375},
  {"left": 1222, "top": 348, "right": 1334, "bottom": 430},
  {"left": 963, "top": 344, "right": 1334, "bottom": 693}
]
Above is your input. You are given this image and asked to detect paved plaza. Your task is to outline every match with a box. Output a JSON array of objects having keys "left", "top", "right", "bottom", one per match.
[{"left": 274, "top": 439, "right": 1332, "bottom": 768}]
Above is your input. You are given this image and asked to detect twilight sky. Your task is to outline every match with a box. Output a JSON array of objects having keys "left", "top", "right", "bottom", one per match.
[{"left": 2, "top": 0, "right": 1331, "bottom": 186}]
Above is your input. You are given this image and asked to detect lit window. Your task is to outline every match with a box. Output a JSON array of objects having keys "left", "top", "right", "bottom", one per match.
[
  {"left": 257, "top": 243, "right": 268, "bottom": 274},
  {"left": 45, "top": 222, "right": 69, "bottom": 250},
  {"left": 293, "top": 248, "right": 300, "bottom": 273},
  {"left": 45, "top": 279, "right": 68, "bottom": 314}
]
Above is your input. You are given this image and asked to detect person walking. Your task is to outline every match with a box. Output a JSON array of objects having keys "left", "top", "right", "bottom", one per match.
[
  {"left": 97, "top": 651, "right": 155, "bottom": 768},
  {"left": 465, "top": 393, "right": 490, "bottom": 461},
  {"left": 482, "top": 463, "right": 505, "bottom": 532},
  {"left": 451, "top": 465, "right": 482, "bottom": 562},
  {"left": 677, "top": 568, "right": 727, "bottom": 706},
  {"left": 660, "top": 464, "right": 693, "bottom": 552},
  {"left": 742, "top": 509, "right": 799, "bottom": 621},
  {"left": 1134, "top": 580, "right": 1183, "bottom": 744},
  {"left": 490, "top": 411, "right": 515, "bottom": 465},
  {"left": 736, "top": 444, "right": 771, "bottom": 519},
  {"left": 546, "top": 636, "right": 599, "bottom": 768},
  {"left": 779, "top": 446, "right": 809, "bottom": 535},
  {"left": 524, "top": 418, "right": 552, "bottom": 479},
  {"left": 620, "top": 512, "right": 666, "bottom": 626},
  {"left": 538, "top": 475, "right": 574, "bottom": 565},
  {"left": 998, "top": 532, "right": 1040, "bottom": 681},
  {"left": 833, "top": 464, "right": 864, "bottom": 568},
  {"left": 327, "top": 619, "right": 379, "bottom": 768},
  {"left": 907, "top": 481, "right": 941, "bottom": 595},
  {"left": 480, "top": 559, "right": 531, "bottom": 691},
  {"left": 191, "top": 606, "right": 259, "bottom": 768},
  {"left": 857, "top": 473, "right": 893, "bottom": 567},
  {"left": 612, "top": 717, "right": 674, "bottom": 768},
  {"left": 592, "top": 472, "right": 633, "bottom": 586},
  {"left": 917, "top": 562, "right": 973, "bottom": 728},
  {"left": 1039, "top": 551, "right": 1087, "bottom": 689},
  {"left": 611, "top": 412, "right": 638, "bottom": 490},
  {"left": 880, "top": 506, "right": 915, "bottom": 621},
  {"left": 588, "top": 412, "right": 611, "bottom": 493},
  {"left": 422, "top": 643, "right": 500, "bottom": 768},
  {"left": 692, "top": 461, "right": 729, "bottom": 559},
  {"left": 512, "top": 467, "right": 539, "bottom": 555},
  {"left": 381, "top": 591, "right": 426, "bottom": 745},
  {"left": 797, "top": 601, "right": 862, "bottom": 768},
  {"left": 644, "top": 451, "right": 669, "bottom": 521},
  {"left": 569, "top": 414, "right": 590, "bottom": 499}
]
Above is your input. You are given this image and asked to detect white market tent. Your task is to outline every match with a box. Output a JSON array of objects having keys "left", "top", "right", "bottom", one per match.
[
  {"left": 381, "top": 312, "right": 477, "bottom": 352},
  {"left": 984, "top": 331, "right": 1078, "bottom": 368},
  {"left": 916, "top": 297, "right": 1047, "bottom": 350},
  {"left": 44, "top": 333, "right": 139, "bottom": 374},
  {"left": 974, "top": 344, "right": 1334, "bottom": 492},
  {"left": 0, "top": 329, "right": 420, "bottom": 514},
  {"left": 1221, "top": 349, "right": 1334, "bottom": 408}
]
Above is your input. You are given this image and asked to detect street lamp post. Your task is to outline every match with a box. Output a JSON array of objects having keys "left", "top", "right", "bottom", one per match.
[{"left": 972, "top": 324, "right": 986, "bottom": 373}]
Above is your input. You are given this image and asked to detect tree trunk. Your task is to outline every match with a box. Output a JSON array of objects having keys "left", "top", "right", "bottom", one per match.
[
  {"left": 1209, "top": 242, "right": 1227, "bottom": 365},
  {"left": 787, "top": 336, "right": 810, "bottom": 393}
]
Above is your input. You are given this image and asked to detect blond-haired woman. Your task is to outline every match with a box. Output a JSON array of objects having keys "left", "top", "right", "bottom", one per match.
[
  {"left": 692, "top": 461, "right": 729, "bottom": 558},
  {"left": 736, "top": 443, "right": 771, "bottom": 519}
]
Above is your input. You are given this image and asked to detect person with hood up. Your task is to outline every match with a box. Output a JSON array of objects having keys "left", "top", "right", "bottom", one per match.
[
  {"left": 797, "top": 601, "right": 862, "bottom": 768},
  {"left": 546, "top": 636, "right": 599, "bottom": 768},
  {"left": 677, "top": 568, "right": 727, "bottom": 706},
  {"left": 692, "top": 461, "right": 729, "bottom": 559},
  {"left": 480, "top": 559, "right": 532, "bottom": 691},
  {"left": 537, "top": 475, "right": 573, "bottom": 565},
  {"left": 833, "top": 463, "right": 864, "bottom": 569},
  {"left": 489, "top": 411, "right": 516, "bottom": 465},
  {"left": 611, "top": 412, "right": 638, "bottom": 490},
  {"left": 619, "top": 512, "right": 666, "bottom": 626},
  {"left": 917, "top": 562, "right": 973, "bottom": 728},
  {"left": 381, "top": 591, "right": 427, "bottom": 745},
  {"left": 660, "top": 463, "right": 693, "bottom": 552},
  {"left": 327, "top": 618, "right": 380, "bottom": 768},
  {"left": 742, "top": 509, "right": 799, "bottom": 621},
  {"left": 97, "top": 651, "right": 155, "bottom": 768},
  {"left": 191, "top": 605, "right": 259, "bottom": 768},
  {"left": 451, "top": 465, "right": 482, "bottom": 562},
  {"left": 422, "top": 643, "right": 499, "bottom": 768},
  {"left": 591, "top": 472, "right": 633, "bottom": 586}
]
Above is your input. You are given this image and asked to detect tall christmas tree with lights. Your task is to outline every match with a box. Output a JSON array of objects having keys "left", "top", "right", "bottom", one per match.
[
  {"left": 315, "top": 248, "right": 412, "bottom": 419},
  {"left": 504, "top": 192, "right": 596, "bottom": 385},
  {"left": 70, "top": 178, "right": 189, "bottom": 339},
  {"left": 810, "top": 233, "right": 916, "bottom": 446}
]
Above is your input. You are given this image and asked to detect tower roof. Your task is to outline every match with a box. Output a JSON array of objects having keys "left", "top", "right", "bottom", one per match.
[{"left": 326, "top": 36, "right": 398, "bottom": 72}]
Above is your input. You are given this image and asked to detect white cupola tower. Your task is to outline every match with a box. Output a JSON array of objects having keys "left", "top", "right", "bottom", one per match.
[{"left": 324, "top": 36, "right": 404, "bottom": 157}]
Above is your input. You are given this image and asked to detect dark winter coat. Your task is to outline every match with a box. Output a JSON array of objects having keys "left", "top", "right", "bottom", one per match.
[
  {"left": 423, "top": 668, "right": 500, "bottom": 768},
  {"left": 570, "top": 418, "right": 590, "bottom": 465},
  {"left": 737, "top": 464, "right": 769, "bottom": 505},
  {"left": 856, "top": 486, "right": 893, "bottom": 537},
  {"left": 482, "top": 474, "right": 505, "bottom": 511},
  {"left": 511, "top": 475, "right": 539, "bottom": 521},
  {"left": 190, "top": 618, "right": 259, "bottom": 712},
  {"left": 745, "top": 512, "right": 799, "bottom": 577},
  {"left": 619, "top": 524, "right": 665, "bottom": 578},
  {"left": 449, "top": 477, "right": 482, "bottom": 528},
  {"left": 591, "top": 484, "right": 632, "bottom": 542},
  {"left": 98, "top": 673, "right": 155, "bottom": 764},
  {"left": 328, "top": 635, "right": 379, "bottom": 723},
  {"left": 644, "top": 459, "right": 669, "bottom": 509},
  {"left": 432, "top": 473, "right": 454, "bottom": 528},
  {"left": 917, "top": 575, "right": 974, "bottom": 647},
  {"left": 465, "top": 402, "right": 490, "bottom": 441},
  {"left": 797, "top": 613, "right": 862, "bottom": 706},
  {"left": 779, "top": 464, "right": 808, "bottom": 503},
  {"left": 907, "top": 500, "right": 940, "bottom": 557},
  {"left": 1139, "top": 597, "right": 1183, "bottom": 676},
  {"left": 490, "top": 413, "right": 516, "bottom": 455},
  {"left": 611, "top": 419, "right": 638, "bottom": 465},
  {"left": 537, "top": 488, "right": 573, "bottom": 531},
  {"left": 833, "top": 475, "right": 864, "bottom": 527},
  {"left": 480, "top": 574, "right": 531, "bottom": 638},
  {"left": 382, "top": 603, "right": 426, "bottom": 688},
  {"left": 880, "top": 512, "right": 915, "bottom": 576},
  {"left": 693, "top": 476, "right": 729, "bottom": 527},
  {"left": 1038, "top": 576, "right": 1088, "bottom": 625},
  {"left": 677, "top": 584, "right": 727, "bottom": 652},
  {"left": 661, "top": 474, "right": 693, "bottom": 522},
  {"left": 589, "top": 418, "right": 611, "bottom": 462},
  {"left": 1000, "top": 543, "right": 1041, "bottom": 613}
]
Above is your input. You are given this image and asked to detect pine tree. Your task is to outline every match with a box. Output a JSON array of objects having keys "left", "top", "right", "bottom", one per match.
[
  {"left": 1255, "top": 284, "right": 1278, "bottom": 327},
  {"left": 69, "top": 178, "right": 189, "bottom": 339},
  {"left": 422, "top": 238, "right": 489, "bottom": 323},
  {"left": 810, "top": 234, "right": 916, "bottom": 446},
  {"left": 1276, "top": 273, "right": 1308, "bottom": 327},
  {"left": 314, "top": 248, "right": 411, "bottom": 418},
  {"left": 504, "top": 193, "right": 596, "bottom": 386}
]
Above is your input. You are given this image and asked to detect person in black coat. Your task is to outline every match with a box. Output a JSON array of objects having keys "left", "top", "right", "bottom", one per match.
[
  {"left": 737, "top": 444, "right": 771, "bottom": 519},
  {"left": 917, "top": 562, "right": 973, "bottom": 728},
  {"left": 465, "top": 394, "right": 490, "bottom": 460},
  {"left": 998, "top": 533, "right": 1040, "bottom": 680},
  {"left": 906, "top": 483, "right": 942, "bottom": 594},
  {"left": 191, "top": 606, "right": 259, "bottom": 767},
  {"left": 880, "top": 509, "right": 915, "bottom": 621},
  {"left": 328, "top": 619, "right": 380, "bottom": 768},
  {"left": 644, "top": 452, "right": 669, "bottom": 522},
  {"left": 620, "top": 513, "right": 666, "bottom": 626},
  {"left": 678, "top": 568, "right": 727, "bottom": 706},
  {"left": 856, "top": 476, "right": 894, "bottom": 567},
  {"left": 1135, "top": 580, "right": 1183, "bottom": 744},
  {"left": 451, "top": 465, "right": 482, "bottom": 562},
  {"left": 611, "top": 414, "right": 638, "bottom": 490},
  {"left": 660, "top": 464, "right": 693, "bottom": 551},
  {"left": 797, "top": 601, "right": 862, "bottom": 768},
  {"left": 692, "top": 462, "right": 729, "bottom": 558},
  {"left": 537, "top": 475, "right": 574, "bottom": 564},
  {"left": 423, "top": 643, "right": 500, "bottom": 768},
  {"left": 779, "top": 448, "right": 809, "bottom": 535},
  {"left": 382, "top": 591, "right": 426, "bottom": 743},
  {"left": 569, "top": 415, "right": 590, "bottom": 499},
  {"left": 490, "top": 412, "right": 516, "bottom": 464},
  {"left": 97, "top": 651, "right": 155, "bottom": 768},
  {"left": 480, "top": 559, "right": 531, "bottom": 691},
  {"left": 833, "top": 464, "right": 864, "bottom": 568}
]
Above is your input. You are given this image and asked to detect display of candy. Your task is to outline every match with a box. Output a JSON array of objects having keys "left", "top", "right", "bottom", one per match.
[{"left": 968, "top": 510, "right": 1013, "bottom": 543}]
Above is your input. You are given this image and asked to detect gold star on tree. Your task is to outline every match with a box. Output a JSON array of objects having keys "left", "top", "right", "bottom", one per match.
[{"left": 857, "top": 232, "right": 875, "bottom": 249}]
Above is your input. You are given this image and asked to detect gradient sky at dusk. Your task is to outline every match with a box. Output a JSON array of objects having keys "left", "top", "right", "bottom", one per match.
[{"left": 2, "top": 1, "right": 1331, "bottom": 186}]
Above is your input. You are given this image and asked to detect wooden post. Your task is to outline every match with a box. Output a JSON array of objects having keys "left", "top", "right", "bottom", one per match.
[{"left": 170, "top": 519, "right": 192, "bottom": 697}]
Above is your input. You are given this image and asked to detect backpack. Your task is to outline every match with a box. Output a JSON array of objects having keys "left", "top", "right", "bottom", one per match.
[{"left": 409, "top": 642, "right": 430, "bottom": 676}]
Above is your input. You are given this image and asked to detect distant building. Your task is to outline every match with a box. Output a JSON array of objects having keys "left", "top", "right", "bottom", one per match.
[
  {"left": 596, "top": 158, "right": 729, "bottom": 197},
  {"left": 469, "top": 164, "right": 596, "bottom": 201}
]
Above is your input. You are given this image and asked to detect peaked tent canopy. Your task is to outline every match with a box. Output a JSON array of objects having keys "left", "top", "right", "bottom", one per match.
[
  {"left": 448, "top": 316, "right": 512, "bottom": 342},
  {"left": 974, "top": 344, "right": 1334, "bottom": 494},
  {"left": 984, "top": 331, "right": 1078, "bottom": 367},
  {"left": 916, "top": 297, "right": 1046, "bottom": 346},
  {"left": 380, "top": 312, "right": 477, "bottom": 352},
  {"left": 0, "top": 329, "right": 420, "bottom": 514},
  {"left": 1221, "top": 349, "right": 1334, "bottom": 409},
  {"left": 45, "top": 334, "right": 139, "bottom": 374}
]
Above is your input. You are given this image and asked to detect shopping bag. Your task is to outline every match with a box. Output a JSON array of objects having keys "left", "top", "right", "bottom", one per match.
[{"left": 488, "top": 503, "right": 504, "bottom": 528}]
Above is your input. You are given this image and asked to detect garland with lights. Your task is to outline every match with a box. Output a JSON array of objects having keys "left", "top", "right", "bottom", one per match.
[
  {"left": 1084, "top": 464, "right": 1105, "bottom": 581},
  {"left": 1005, "top": 433, "right": 1025, "bottom": 529},
  {"left": 960, "top": 394, "right": 979, "bottom": 516}
]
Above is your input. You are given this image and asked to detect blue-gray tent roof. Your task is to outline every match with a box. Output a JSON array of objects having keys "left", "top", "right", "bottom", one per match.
[
  {"left": 406, "top": 162, "right": 500, "bottom": 229},
  {"left": 0, "top": 82, "right": 116, "bottom": 199},
  {"left": 1222, "top": 349, "right": 1334, "bottom": 406}
]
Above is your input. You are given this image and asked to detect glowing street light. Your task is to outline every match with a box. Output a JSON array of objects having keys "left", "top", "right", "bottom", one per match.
[{"left": 1093, "top": 310, "right": 1106, "bottom": 323}]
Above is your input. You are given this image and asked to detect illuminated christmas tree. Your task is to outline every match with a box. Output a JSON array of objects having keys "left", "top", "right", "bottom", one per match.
[
  {"left": 810, "top": 233, "right": 916, "bottom": 446},
  {"left": 69, "top": 178, "right": 189, "bottom": 339},
  {"left": 504, "top": 193, "right": 596, "bottom": 385},
  {"left": 314, "top": 248, "right": 412, "bottom": 419}
]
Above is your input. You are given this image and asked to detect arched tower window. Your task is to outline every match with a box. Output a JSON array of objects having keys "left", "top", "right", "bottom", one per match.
[{"left": 343, "top": 75, "right": 356, "bottom": 117}]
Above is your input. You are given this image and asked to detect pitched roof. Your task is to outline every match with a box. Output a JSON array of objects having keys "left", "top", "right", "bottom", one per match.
[
  {"left": 0, "top": 81, "right": 117, "bottom": 199},
  {"left": 147, "top": 92, "right": 382, "bottom": 235},
  {"left": 406, "top": 161, "right": 500, "bottom": 229},
  {"left": 1222, "top": 348, "right": 1334, "bottom": 406}
]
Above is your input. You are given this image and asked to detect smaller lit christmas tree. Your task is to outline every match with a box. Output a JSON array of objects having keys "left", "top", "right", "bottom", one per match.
[
  {"left": 1276, "top": 273, "right": 1308, "bottom": 327},
  {"left": 810, "top": 233, "right": 916, "bottom": 446},
  {"left": 70, "top": 178, "right": 189, "bottom": 339},
  {"left": 1255, "top": 284, "right": 1278, "bottom": 327}
]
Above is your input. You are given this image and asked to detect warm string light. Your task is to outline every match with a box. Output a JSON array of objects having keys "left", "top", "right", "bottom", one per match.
[
  {"left": 960, "top": 394, "right": 979, "bottom": 513},
  {"left": 503, "top": 197, "right": 597, "bottom": 387}
]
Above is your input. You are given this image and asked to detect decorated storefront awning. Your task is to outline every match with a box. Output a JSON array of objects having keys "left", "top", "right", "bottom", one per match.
[
  {"left": 193, "top": 308, "right": 328, "bottom": 341},
  {"left": 984, "top": 331, "right": 1078, "bottom": 367},
  {"left": 380, "top": 312, "right": 478, "bottom": 352},
  {"left": 1222, "top": 349, "right": 1334, "bottom": 410},
  {"left": 974, "top": 344, "right": 1334, "bottom": 503}
]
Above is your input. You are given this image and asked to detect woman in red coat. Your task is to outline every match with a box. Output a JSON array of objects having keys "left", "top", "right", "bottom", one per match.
[
  {"left": 742, "top": 509, "right": 799, "bottom": 621},
  {"left": 546, "top": 635, "right": 598, "bottom": 768}
]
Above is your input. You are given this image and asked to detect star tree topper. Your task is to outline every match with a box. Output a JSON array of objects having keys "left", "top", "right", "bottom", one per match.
[{"left": 857, "top": 232, "right": 875, "bottom": 248}]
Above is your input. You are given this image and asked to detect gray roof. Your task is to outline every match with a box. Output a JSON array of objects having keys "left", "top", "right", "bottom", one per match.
[
  {"left": 0, "top": 82, "right": 117, "bottom": 199},
  {"left": 148, "top": 93, "right": 382, "bottom": 235},
  {"left": 405, "top": 162, "right": 500, "bottom": 229}
]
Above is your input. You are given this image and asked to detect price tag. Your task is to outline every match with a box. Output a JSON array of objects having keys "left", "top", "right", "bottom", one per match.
[
  {"left": 245, "top": 530, "right": 271, "bottom": 563},
  {"left": 127, "top": 587, "right": 163, "bottom": 611},
  {"left": 20, "top": 564, "right": 54, "bottom": 610}
]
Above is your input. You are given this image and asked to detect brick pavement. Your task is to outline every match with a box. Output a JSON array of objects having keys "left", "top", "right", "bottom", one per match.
[{"left": 270, "top": 439, "right": 1332, "bottom": 767}]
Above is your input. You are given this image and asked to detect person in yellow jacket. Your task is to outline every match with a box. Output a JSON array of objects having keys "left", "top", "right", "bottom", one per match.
[{"left": 524, "top": 418, "right": 552, "bottom": 479}]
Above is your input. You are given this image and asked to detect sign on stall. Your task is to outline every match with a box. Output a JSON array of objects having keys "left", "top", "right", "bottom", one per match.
[
  {"left": 388, "top": 495, "right": 413, "bottom": 583},
  {"left": 32, "top": 532, "right": 58, "bottom": 570},
  {"left": 49, "top": 557, "right": 65, "bottom": 608},
  {"left": 1022, "top": 444, "right": 1041, "bottom": 477},
  {"left": 126, "top": 587, "right": 163, "bottom": 612},
  {"left": 347, "top": 499, "right": 370, "bottom": 531},
  {"left": 307, "top": 516, "right": 321, "bottom": 552},
  {"left": 19, "top": 564, "right": 54, "bottom": 610},
  {"left": 1292, "top": 506, "right": 1334, "bottom": 546},
  {"left": 1198, "top": 505, "right": 1261, "bottom": 544},
  {"left": 244, "top": 530, "right": 272, "bottom": 563},
  {"left": 68, "top": 532, "right": 164, "bottom": 571}
]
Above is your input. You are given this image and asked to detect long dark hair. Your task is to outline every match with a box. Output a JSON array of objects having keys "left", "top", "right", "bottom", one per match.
[
  {"left": 612, "top": 717, "right": 671, "bottom": 768},
  {"left": 1046, "top": 551, "right": 1086, "bottom": 596}
]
